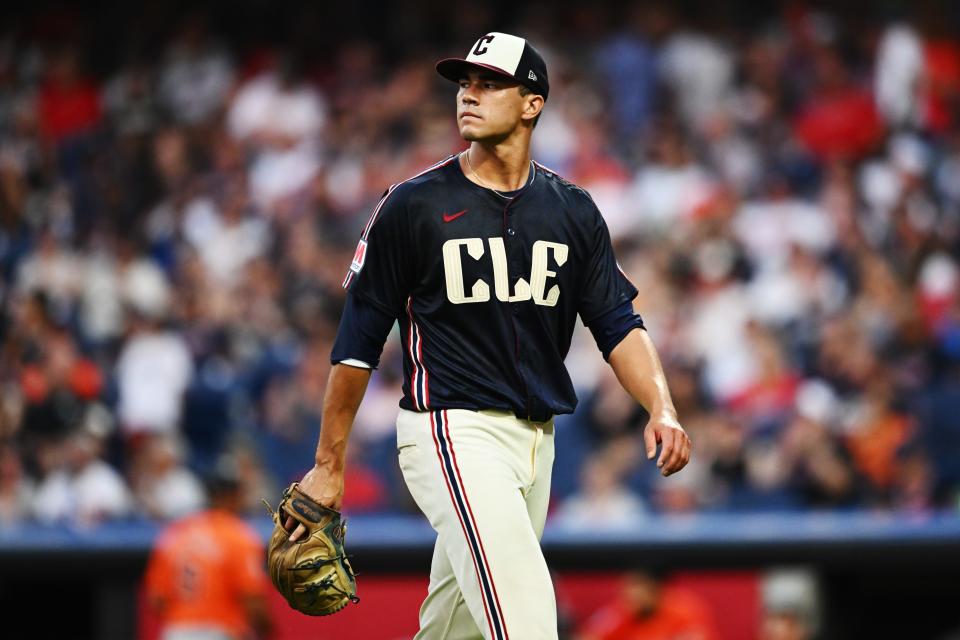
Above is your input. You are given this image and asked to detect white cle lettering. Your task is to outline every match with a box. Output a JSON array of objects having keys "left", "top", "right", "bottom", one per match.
[{"left": 441, "top": 237, "right": 568, "bottom": 306}]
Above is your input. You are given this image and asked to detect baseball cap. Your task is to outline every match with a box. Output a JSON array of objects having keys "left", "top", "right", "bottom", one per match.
[{"left": 436, "top": 32, "right": 549, "bottom": 100}]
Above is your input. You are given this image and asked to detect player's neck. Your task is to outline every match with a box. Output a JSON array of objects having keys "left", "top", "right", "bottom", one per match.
[{"left": 463, "top": 138, "right": 532, "bottom": 192}]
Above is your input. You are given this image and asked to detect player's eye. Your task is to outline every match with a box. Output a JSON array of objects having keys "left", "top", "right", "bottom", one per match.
[
  {"left": 483, "top": 82, "right": 497, "bottom": 89},
  {"left": 458, "top": 80, "right": 470, "bottom": 88}
]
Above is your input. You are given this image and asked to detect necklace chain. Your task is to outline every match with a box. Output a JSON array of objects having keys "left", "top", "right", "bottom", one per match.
[{"left": 462, "top": 151, "right": 532, "bottom": 200}]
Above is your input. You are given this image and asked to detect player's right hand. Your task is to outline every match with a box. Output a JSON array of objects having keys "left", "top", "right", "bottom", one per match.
[{"left": 284, "top": 464, "right": 344, "bottom": 541}]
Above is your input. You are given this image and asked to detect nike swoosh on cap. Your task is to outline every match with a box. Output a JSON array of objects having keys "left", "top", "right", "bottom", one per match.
[{"left": 443, "top": 209, "right": 468, "bottom": 222}]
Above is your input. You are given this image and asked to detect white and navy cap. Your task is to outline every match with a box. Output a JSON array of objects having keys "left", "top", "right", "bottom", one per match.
[{"left": 436, "top": 32, "right": 550, "bottom": 100}]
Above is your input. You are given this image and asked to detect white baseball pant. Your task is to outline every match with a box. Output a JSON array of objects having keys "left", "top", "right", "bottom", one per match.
[{"left": 397, "top": 408, "right": 558, "bottom": 640}]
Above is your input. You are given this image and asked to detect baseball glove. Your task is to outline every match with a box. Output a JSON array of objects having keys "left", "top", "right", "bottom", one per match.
[{"left": 264, "top": 482, "right": 359, "bottom": 616}]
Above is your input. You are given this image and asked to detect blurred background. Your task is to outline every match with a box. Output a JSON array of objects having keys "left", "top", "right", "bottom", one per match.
[{"left": 1, "top": 0, "right": 960, "bottom": 638}]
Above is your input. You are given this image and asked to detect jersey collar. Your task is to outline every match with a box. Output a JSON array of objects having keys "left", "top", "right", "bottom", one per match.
[{"left": 450, "top": 154, "right": 538, "bottom": 205}]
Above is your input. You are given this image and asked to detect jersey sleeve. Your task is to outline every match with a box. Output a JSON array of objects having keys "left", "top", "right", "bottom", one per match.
[
  {"left": 585, "top": 299, "right": 646, "bottom": 360},
  {"left": 342, "top": 187, "right": 414, "bottom": 317},
  {"left": 578, "top": 205, "right": 639, "bottom": 324},
  {"left": 330, "top": 291, "right": 396, "bottom": 368}
]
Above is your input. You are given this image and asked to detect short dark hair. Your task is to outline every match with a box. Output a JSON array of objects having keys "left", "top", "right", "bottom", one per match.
[
  {"left": 518, "top": 85, "right": 542, "bottom": 128},
  {"left": 203, "top": 454, "right": 243, "bottom": 500}
]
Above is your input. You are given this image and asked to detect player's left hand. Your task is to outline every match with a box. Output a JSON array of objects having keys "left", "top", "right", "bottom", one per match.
[
  {"left": 284, "top": 464, "right": 344, "bottom": 542},
  {"left": 644, "top": 412, "right": 691, "bottom": 476}
]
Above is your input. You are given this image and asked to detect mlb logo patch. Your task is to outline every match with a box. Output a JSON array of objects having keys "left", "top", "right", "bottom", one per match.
[{"left": 350, "top": 239, "right": 368, "bottom": 273}]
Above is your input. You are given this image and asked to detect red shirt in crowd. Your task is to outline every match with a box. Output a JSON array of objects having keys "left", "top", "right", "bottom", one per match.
[
  {"left": 38, "top": 77, "right": 101, "bottom": 142},
  {"left": 580, "top": 585, "right": 719, "bottom": 640},
  {"left": 794, "top": 88, "right": 883, "bottom": 161}
]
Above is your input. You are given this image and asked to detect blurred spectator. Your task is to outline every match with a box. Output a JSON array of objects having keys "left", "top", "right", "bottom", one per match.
[
  {"left": 37, "top": 45, "right": 101, "bottom": 146},
  {"left": 921, "top": 23, "right": 960, "bottom": 134},
  {"left": 144, "top": 455, "right": 272, "bottom": 640},
  {"left": 579, "top": 568, "right": 720, "bottom": 640},
  {"left": 0, "top": 442, "right": 33, "bottom": 525},
  {"left": 227, "top": 51, "right": 326, "bottom": 213},
  {"left": 79, "top": 234, "right": 172, "bottom": 345},
  {"left": 680, "top": 238, "right": 756, "bottom": 403},
  {"left": 649, "top": 456, "right": 708, "bottom": 514},
  {"left": 182, "top": 179, "right": 270, "bottom": 285},
  {"left": 874, "top": 23, "right": 925, "bottom": 128},
  {"left": 15, "top": 313, "right": 104, "bottom": 473},
  {"left": 115, "top": 308, "right": 192, "bottom": 439},
  {"left": 592, "top": 4, "right": 659, "bottom": 139},
  {"left": 158, "top": 12, "right": 234, "bottom": 126},
  {"left": 793, "top": 45, "right": 884, "bottom": 161},
  {"left": 659, "top": 25, "right": 734, "bottom": 134},
  {"left": 778, "top": 413, "right": 857, "bottom": 508},
  {"left": 842, "top": 375, "right": 915, "bottom": 505},
  {"left": 131, "top": 434, "right": 206, "bottom": 520},
  {"left": 758, "top": 568, "right": 820, "bottom": 640},
  {"left": 102, "top": 57, "right": 162, "bottom": 137},
  {"left": 231, "top": 443, "right": 279, "bottom": 516},
  {"left": 566, "top": 119, "right": 631, "bottom": 235},
  {"left": 577, "top": 366, "right": 648, "bottom": 445},
  {"left": 339, "top": 439, "right": 389, "bottom": 514},
  {"left": 253, "top": 351, "right": 327, "bottom": 487},
  {"left": 696, "top": 414, "right": 750, "bottom": 506},
  {"left": 726, "top": 322, "right": 800, "bottom": 420},
  {"left": 32, "top": 430, "right": 133, "bottom": 526},
  {"left": 554, "top": 445, "right": 646, "bottom": 528},
  {"left": 626, "top": 123, "right": 716, "bottom": 238},
  {"left": 15, "top": 228, "right": 83, "bottom": 312}
]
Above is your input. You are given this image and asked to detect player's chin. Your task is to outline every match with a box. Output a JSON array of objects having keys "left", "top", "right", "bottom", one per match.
[
  {"left": 459, "top": 125, "right": 485, "bottom": 142},
  {"left": 459, "top": 124, "right": 507, "bottom": 143}
]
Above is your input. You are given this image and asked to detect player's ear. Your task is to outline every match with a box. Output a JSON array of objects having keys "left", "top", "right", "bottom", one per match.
[{"left": 521, "top": 93, "right": 544, "bottom": 125}]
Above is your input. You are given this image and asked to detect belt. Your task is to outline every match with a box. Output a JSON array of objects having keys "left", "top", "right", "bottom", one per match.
[
  {"left": 476, "top": 407, "right": 553, "bottom": 424},
  {"left": 520, "top": 410, "right": 553, "bottom": 424}
]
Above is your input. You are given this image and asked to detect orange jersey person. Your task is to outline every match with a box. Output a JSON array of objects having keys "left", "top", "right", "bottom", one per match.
[
  {"left": 580, "top": 570, "right": 719, "bottom": 640},
  {"left": 145, "top": 461, "right": 271, "bottom": 640}
]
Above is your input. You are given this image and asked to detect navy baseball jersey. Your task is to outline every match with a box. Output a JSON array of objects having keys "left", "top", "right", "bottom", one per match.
[{"left": 334, "top": 154, "right": 642, "bottom": 422}]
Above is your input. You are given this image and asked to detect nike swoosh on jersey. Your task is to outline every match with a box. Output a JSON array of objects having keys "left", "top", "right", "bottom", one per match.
[{"left": 442, "top": 209, "right": 468, "bottom": 223}]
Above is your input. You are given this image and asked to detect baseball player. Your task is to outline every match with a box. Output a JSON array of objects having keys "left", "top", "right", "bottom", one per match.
[
  {"left": 288, "top": 32, "right": 691, "bottom": 639},
  {"left": 146, "top": 458, "right": 272, "bottom": 640}
]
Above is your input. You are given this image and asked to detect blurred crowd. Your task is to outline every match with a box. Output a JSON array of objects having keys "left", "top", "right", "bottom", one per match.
[{"left": 2, "top": 0, "right": 960, "bottom": 529}]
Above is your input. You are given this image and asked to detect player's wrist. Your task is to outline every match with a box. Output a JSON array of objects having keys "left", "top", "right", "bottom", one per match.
[
  {"left": 312, "top": 457, "right": 345, "bottom": 473},
  {"left": 314, "top": 439, "right": 347, "bottom": 469},
  {"left": 648, "top": 402, "right": 678, "bottom": 421}
]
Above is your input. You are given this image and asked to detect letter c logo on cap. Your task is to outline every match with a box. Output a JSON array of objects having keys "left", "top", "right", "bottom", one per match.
[{"left": 472, "top": 35, "right": 495, "bottom": 56}]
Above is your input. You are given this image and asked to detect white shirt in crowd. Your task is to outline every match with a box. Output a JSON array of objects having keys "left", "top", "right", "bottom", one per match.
[
  {"left": 33, "top": 460, "right": 133, "bottom": 526},
  {"left": 116, "top": 330, "right": 193, "bottom": 434},
  {"left": 140, "top": 468, "right": 206, "bottom": 520},
  {"left": 182, "top": 197, "right": 270, "bottom": 285},
  {"left": 81, "top": 254, "right": 172, "bottom": 342},
  {"left": 227, "top": 71, "right": 327, "bottom": 209}
]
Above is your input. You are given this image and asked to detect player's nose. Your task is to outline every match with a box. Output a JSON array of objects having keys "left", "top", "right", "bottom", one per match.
[{"left": 459, "top": 83, "right": 480, "bottom": 104}]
